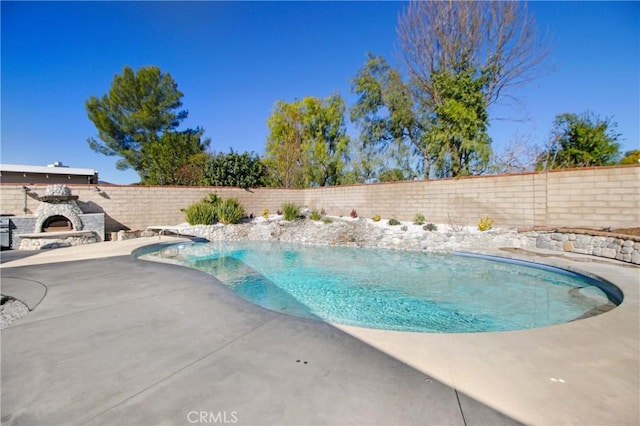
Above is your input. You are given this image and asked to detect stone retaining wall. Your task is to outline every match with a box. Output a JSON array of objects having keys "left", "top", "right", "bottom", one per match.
[{"left": 536, "top": 233, "right": 640, "bottom": 264}]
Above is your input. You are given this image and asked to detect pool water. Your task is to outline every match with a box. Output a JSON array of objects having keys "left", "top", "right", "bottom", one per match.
[{"left": 138, "top": 241, "right": 618, "bottom": 333}]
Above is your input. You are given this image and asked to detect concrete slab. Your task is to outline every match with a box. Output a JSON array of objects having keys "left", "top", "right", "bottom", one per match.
[
  {"left": 0, "top": 277, "right": 46, "bottom": 310},
  {"left": 1, "top": 238, "right": 637, "bottom": 425},
  {"left": 1, "top": 254, "right": 517, "bottom": 426},
  {"left": 335, "top": 249, "right": 640, "bottom": 426}
]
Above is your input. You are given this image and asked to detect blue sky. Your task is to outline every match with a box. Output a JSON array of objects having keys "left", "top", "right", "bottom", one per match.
[{"left": 2, "top": 1, "right": 638, "bottom": 184}]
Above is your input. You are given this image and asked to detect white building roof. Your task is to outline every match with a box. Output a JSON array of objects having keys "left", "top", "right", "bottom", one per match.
[{"left": 0, "top": 163, "right": 98, "bottom": 176}]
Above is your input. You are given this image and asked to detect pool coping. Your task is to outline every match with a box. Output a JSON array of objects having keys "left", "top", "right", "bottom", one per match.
[{"left": 1, "top": 237, "right": 638, "bottom": 425}]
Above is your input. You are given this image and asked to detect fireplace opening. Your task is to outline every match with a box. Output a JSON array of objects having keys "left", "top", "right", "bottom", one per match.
[{"left": 42, "top": 215, "right": 73, "bottom": 233}]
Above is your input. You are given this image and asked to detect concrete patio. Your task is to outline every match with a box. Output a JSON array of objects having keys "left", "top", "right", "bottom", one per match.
[{"left": 1, "top": 237, "right": 638, "bottom": 425}]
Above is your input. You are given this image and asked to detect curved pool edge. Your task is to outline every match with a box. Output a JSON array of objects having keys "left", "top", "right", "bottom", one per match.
[
  {"left": 330, "top": 252, "right": 640, "bottom": 425},
  {"left": 134, "top": 240, "right": 625, "bottom": 334},
  {"left": 130, "top": 239, "right": 640, "bottom": 425},
  {"left": 454, "top": 251, "right": 624, "bottom": 305}
]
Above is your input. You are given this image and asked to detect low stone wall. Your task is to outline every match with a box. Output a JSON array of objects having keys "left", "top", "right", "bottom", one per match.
[
  {"left": 157, "top": 217, "right": 539, "bottom": 254},
  {"left": 536, "top": 232, "right": 640, "bottom": 264},
  {"left": 18, "top": 230, "right": 100, "bottom": 250}
]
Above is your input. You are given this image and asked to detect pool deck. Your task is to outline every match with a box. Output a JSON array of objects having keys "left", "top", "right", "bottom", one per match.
[{"left": 1, "top": 237, "right": 638, "bottom": 425}]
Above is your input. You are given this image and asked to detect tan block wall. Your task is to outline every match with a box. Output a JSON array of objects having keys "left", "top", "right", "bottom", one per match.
[{"left": 1, "top": 165, "right": 638, "bottom": 232}]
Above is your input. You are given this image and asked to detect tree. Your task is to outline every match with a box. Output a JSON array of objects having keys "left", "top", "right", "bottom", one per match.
[
  {"left": 489, "top": 132, "right": 541, "bottom": 174},
  {"left": 351, "top": 54, "right": 426, "bottom": 176},
  {"left": 300, "top": 95, "right": 350, "bottom": 186},
  {"left": 537, "top": 112, "right": 621, "bottom": 170},
  {"left": 351, "top": 1, "right": 549, "bottom": 179},
  {"left": 140, "top": 128, "right": 210, "bottom": 185},
  {"left": 264, "top": 101, "right": 306, "bottom": 188},
  {"left": 264, "top": 95, "right": 350, "bottom": 188},
  {"left": 397, "top": 0, "right": 549, "bottom": 109},
  {"left": 86, "top": 65, "right": 188, "bottom": 176},
  {"left": 204, "top": 150, "right": 267, "bottom": 188},
  {"left": 620, "top": 150, "right": 640, "bottom": 165},
  {"left": 426, "top": 67, "right": 492, "bottom": 177},
  {"left": 378, "top": 168, "right": 408, "bottom": 182}
]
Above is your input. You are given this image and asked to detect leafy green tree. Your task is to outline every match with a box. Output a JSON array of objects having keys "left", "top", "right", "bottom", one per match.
[
  {"left": 86, "top": 65, "right": 188, "bottom": 176},
  {"left": 620, "top": 149, "right": 640, "bottom": 165},
  {"left": 537, "top": 112, "right": 621, "bottom": 170},
  {"left": 426, "top": 67, "right": 491, "bottom": 177},
  {"left": 141, "top": 128, "right": 210, "bottom": 185},
  {"left": 264, "top": 95, "right": 350, "bottom": 187},
  {"left": 300, "top": 95, "right": 350, "bottom": 186},
  {"left": 264, "top": 101, "right": 306, "bottom": 188},
  {"left": 351, "top": 1, "right": 549, "bottom": 179},
  {"left": 204, "top": 150, "right": 266, "bottom": 188},
  {"left": 351, "top": 54, "right": 426, "bottom": 176},
  {"left": 342, "top": 139, "right": 385, "bottom": 184},
  {"left": 378, "top": 169, "right": 408, "bottom": 182}
]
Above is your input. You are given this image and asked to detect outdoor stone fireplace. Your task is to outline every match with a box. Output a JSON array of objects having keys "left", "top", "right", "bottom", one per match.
[
  {"left": 34, "top": 184, "right": 84, "bottom": 233},
  {"left": 6, "top": 184, "right": 105, "bottom": 250}
]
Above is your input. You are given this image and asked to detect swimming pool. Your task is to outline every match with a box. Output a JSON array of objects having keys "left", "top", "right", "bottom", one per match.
[{"left": 137, "top": 241, "right": 621, "bottom": 333}]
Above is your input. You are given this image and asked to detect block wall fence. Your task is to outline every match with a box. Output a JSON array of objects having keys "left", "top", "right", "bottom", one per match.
[{"left": 1, "top": 165, "right": 638, "bottom": 233}]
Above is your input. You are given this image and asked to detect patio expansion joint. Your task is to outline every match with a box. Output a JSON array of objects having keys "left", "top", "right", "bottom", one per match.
[
  {"left": 454, "top": 390, "right": 468, "bottom": 426},
  {"left": 77, "top": 312, "right": 283, "bottom": 425}
]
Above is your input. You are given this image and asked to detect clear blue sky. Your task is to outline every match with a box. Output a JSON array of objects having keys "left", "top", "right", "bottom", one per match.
[{"left": 2, "top": 1, "right": 638, "bottom": 184}]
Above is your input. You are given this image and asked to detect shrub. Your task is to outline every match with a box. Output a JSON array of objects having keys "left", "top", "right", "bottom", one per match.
[
  {"left": 183, "top": 199, "right": 217, "bottom": 225},
  {"left": 262, "top": 208, "right": 269, "bottom": 218},
  {"left": 322, "top": 217, "right": 333, "bottom": 224},
  {"left": 350, "top": 209, "right": 358, "bottom": 218},
  {"left": 400, "top": 225, "right": 408, "bottom": 231},
  {"left": 282, "top": 203, "right": 300, "bottom": 221},
  {"left": 206, "top": 193, "right": 220, "bottom": 205},
  {"left": 478, "top": 216, "right": 494, "bottom": 232},
  {"left": 216, "top": 198, "right": 246, "bottom": 224},
  {"left": 372, "top": 214, "right": 381, "bottom": 222},
  {"left": 414, "top": 213, "right": 426, "bottom": 225},
  {"left": 423, "top": 223, "right": 438, "bottom": 232},
  {"left": 388, "top": 218, "right": 401, "bottom": 226},
  {"left": 310, "top": 209, "right": 322, "bottom": 221}
]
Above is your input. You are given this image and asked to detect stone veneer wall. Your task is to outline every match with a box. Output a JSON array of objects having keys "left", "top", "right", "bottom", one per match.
[
  {"left": 536, "top": 232, "right": 640, "bottom": 264},
  {"left": 0, "top": 165, "right": 638, "bottom": 233}
]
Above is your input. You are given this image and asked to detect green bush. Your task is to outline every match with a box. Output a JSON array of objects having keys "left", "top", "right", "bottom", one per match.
[
  {"left": 282, "top": 203, "right": 300, "bottom": 221},
  {"left": 310, "top": 209, "right": 322, "bottom": 221},
  {"left": 414, "top": 213, "right": 426, "bottom": 225},
  {"left": 423, "top": 223, "right": 438, "bottom": 231},
  {"left": 216, "top": 198, "right": 246, "bottom": 224},
  {"left": 372, "top": 214, "right": 381, "bottom": 222},
  {"left": 183, "top": 199, "right": 217, "bottom": 225},
  {"left": 388, "top": 218, "right": 401, "bottom": 226},
  {"left": 322, "top": 217, "right": 333, "bottom": 224}
]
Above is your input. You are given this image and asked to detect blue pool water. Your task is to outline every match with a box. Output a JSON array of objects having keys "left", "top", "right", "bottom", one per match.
[{"left": 138, "top": 241, "right": 619, "bottom": 333}]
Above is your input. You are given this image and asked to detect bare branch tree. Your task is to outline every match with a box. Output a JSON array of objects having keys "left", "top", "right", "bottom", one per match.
[
  {"left": 489, "top": 132, "right": 542, "bottom": 174},
  {"left": 397, "top": 0, "right": 550, "bottom": 109}
]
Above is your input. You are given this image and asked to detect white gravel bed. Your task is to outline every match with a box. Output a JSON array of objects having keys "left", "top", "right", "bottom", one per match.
[{"left": 0, "top": 298, "right": 29, "bottom": 331}]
